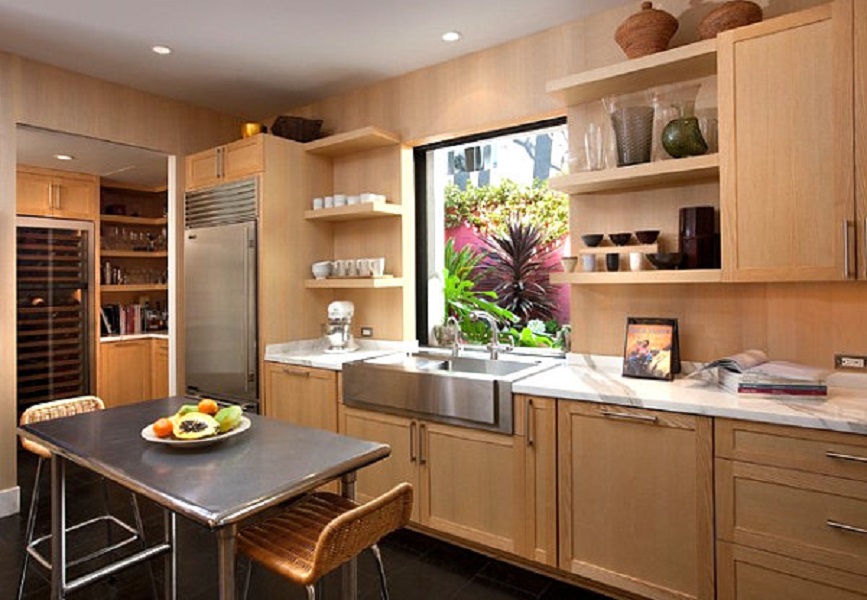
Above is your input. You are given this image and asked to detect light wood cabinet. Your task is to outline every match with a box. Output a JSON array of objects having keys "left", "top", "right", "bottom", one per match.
[
  {"left": 263, "top": 362, "right": 338, "bottom": 432},
  {"left": 98, "top": 339, "right": 150, "bottom": 407},
  {"left": 558, "top": 401, "right": 714, "bottom": 600},
  {"left": 150, "top": 338, "right": 168, "bottom": 398},
  {"left": 17, "top": 166, "right": 98, "bottom": 220},
  {"left": 716, "top": 418, "right": 867, "bottom": 593},
  {"left": 185, "top": 135, "right": 264, "bottom": 191},
  {"left": 719, "top": 1, "right": 856, "bottom": 281}
]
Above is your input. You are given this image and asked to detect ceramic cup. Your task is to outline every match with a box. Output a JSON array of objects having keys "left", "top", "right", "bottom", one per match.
[
  {"left": 606, "top": 253, "right": 620, "bottom": 272},
  {"left": 324, "top": 196, "right": 334, "bottom": 209},
  {"left": 311, "top": 261, "right": 330, "bottom": 279},
  {"left": 629, "top": 252, "right": 644, "bottom": 272},
  {"left": 347, "top": 195, "right": 360, "bottom": 205},
  {"left": 334, "top": 194, "right": 347, "bottom": 207},
  {"left": 370, "top": 256, "right": 385, "bottom": 277},
  {"left": 355, "top": 258, "right": 371, "bottom": 277},
  {"left": 330, "top": 259, "right": 346, "bottom": 277},
  {"left": 312, "top": 197, "right": 323, "bottom": 210},
  {"left": 582, "top": 255, "right": 596, "bottom": 272}
]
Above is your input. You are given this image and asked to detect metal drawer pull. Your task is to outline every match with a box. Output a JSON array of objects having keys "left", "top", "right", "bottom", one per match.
[
  {"left": 826, "top": 451, "right": 867, "bottom": 464},
  {"left": 599, "top": 410, "right": 658, "bottom": 424},
  {"left": 418, "top": 423, "right": 427, "bottom": 465},
  {"left": 843, "top": 220, "right": 851, "bottom": 278},
  {"left": 827, "top": 520, "right": 867, "bottom": 536},
  {"left": 526, "top": 399, "right": 534, "bottom": 448},
  {"left": 409, "top": 421, "right": 417, "bottom": 463},
  {"left": 281, "top": 367, "right": 310, "bottom": 377}
]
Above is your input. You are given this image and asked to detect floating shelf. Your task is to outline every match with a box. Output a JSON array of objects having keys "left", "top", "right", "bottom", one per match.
[
  {"left": 304, "top": 202, "right": 403, "bottom": 222},
  {"left": 577, "top": 243, "right": 658, "bottom": 256},
  {"left": 99, "top": 215, "right": 167, "bottom": 226},
  {"left": 304, "top": 126, "right": 401, "bottom": 157},
  {"left": 551, "top": 269, "right": 722, "bottom": 285},
  {"left": 546, "top": 38, "right": 717, "bottom": 106},
  {"left": 550, "top": 154, "right": 719, "bottom": 195},
  {"left": 100, "top": 250, "right": 168, "bottom": 258},
  {"left": 101, "top": 284, "right": 168, "bottom": 293},
  {"left": 304, "top": 277, "right": 403, "bottom": 289}
]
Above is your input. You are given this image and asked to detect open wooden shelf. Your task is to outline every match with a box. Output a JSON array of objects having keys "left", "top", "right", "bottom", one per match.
[
  {"left": 101, "top": 284, "right": 168, "bottom": 293},
  {"left": 551, "top": 269, "right": 722, "bottom": 285},
  {"left": 304, "top": 126, "right": 401, "bottom": 157},
  {"left": 99, "top": 215, "right": 167, "bottom": 226},
  {"left": 546, "top": 38, "right": 717, "bottom": 106},
  {"left": 304, "top": 277, "right": 403, "bottom": 289},
  {"left": 304, "top": 201, "right": 403, "bottom": 222},
  {"left": 550, "top": 154, "right": 719, "bottom": 195},
  {"left": 577, "top": 243, "right": 658, "bottom": 256},
  {"left": 100, "top": 250, "right": 168, "bottom": 258}
]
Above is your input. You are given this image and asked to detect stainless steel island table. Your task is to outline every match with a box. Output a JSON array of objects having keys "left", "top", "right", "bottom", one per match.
[{"left": 17, "top": 396, "right": 391, "bottom": 600}]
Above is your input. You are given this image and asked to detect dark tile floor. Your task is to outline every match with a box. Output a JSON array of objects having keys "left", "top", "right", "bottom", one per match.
[{"left": 1, "top": 448, "right": 611, "bottom": 599}]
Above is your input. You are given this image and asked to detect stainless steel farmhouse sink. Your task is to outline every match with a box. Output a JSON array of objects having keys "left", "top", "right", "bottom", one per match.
[{"left": 342, "top": 351, "right": 557, "bottom": 434}]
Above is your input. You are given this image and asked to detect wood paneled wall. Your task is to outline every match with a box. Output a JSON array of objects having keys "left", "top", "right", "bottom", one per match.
[
  {"left": 0, "top": 51, "right": 241, "bottom": 508},
  {"left": 282, "top": 0, "right": 864, "bottom": 370}
]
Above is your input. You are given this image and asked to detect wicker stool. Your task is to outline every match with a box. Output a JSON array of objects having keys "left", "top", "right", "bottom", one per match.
[
  {"left": 238, "top": 482, "right": 413, "bottom": 600},
  {"left": 17, "top": 396, "right": 154, "bottom": 600}
]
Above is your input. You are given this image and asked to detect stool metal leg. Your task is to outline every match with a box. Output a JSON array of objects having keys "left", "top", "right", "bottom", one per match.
[
  {"left": 17, "top": 457, "right": 45, "bottom": 600},
  {"left": 128, "top": 493, "right": 159, "bottom": 600},
  {"left": 241, "top": 557, "right": 254, "bottom": 600},
  {"left": 305, "top": 583, "right": 317, "bottom": 600},
  {"left": 370, "top": 544, "right": 390, "bottom": 600}
]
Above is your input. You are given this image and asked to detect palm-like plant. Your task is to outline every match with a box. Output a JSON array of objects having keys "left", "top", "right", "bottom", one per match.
[{"left": 479, "top": 219, "right": 558, "bottom": 324}]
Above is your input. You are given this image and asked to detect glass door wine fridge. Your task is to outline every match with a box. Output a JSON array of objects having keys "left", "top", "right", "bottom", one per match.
[{"left": 16, "top": 217, "right": 95, "bottom": 409}]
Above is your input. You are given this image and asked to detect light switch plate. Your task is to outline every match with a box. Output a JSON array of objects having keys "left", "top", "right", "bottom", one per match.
[{"left": 835, "top": 354, "right": 867, "bottom": 371}]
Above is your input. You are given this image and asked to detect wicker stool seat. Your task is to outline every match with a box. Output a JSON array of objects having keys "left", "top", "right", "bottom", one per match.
[
  {"left": 238, "top": 482, "right": 413, "bottom": 600},
  {"left": 17, "top": 395, "right": 154, "bottom": 600}
]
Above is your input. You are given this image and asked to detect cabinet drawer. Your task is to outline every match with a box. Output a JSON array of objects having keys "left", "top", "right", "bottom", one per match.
[
  {"left": 717, "top": 541, "right": 867, "bottom": 600},
  {"left": 716, "top": 419, "right": 867, "bottom": 482},
  {"left": 717, "top": 459, "right": 867, "bottom": 576}
]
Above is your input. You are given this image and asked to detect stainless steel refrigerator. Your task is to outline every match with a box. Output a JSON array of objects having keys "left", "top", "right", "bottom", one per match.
[{"left": 184, "top": 179, "right": 258, "bottom": 411}]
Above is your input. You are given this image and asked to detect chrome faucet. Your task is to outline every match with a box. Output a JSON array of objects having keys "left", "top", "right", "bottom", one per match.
[
  {"left": 468, "top": 310, "right": 509, "bottom": 359},
  {"left": 446, "top": 315, "right": 462, "bottom": 357}
]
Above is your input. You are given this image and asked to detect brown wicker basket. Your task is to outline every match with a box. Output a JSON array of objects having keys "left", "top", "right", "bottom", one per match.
[
  {"left": 615, "top": 2, "right": 679, "bottom": 59},
  {"left": 698, "top": 1, "right": 763, "bottom": 40},
  {"left": 271, "top": 116, "right": 323, "bottom": 142}
]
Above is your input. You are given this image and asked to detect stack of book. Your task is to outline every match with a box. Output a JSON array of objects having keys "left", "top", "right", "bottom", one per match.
[{"left": 708, "top": 350, "right": 829, "bottom": 399}]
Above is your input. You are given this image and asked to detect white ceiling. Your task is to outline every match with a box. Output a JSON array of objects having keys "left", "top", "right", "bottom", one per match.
[{"left": 0, "top": 0, "right": 629, "bottom": 121}]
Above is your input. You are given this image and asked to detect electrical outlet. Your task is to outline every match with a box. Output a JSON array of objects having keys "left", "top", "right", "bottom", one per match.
[
  {"left": 835, "top": 354, "right": 867, "bottom": 370},
  {"left": 360, "top": 327, "right": 374, "bottom": 338}
]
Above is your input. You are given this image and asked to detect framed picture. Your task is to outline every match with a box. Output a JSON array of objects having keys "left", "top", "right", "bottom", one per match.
[{"left": 622, "top": 317, "right": 681, "bottom": 381}]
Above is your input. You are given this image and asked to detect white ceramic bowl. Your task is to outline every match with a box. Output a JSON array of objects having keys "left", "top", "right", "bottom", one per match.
[{"left": 311, "top": 262, "right": 331, "bottom": 279}]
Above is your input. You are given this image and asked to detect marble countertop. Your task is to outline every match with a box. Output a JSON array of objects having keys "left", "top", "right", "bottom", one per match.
[
  {"left": 513, "top": 355, "right": 867, "bottom": 435},
  {"left": 101, "top": 332, "right": 168, "bottom": 343},
  {"left": 264, "top": 339, "right": 417, "bottom": 370}
]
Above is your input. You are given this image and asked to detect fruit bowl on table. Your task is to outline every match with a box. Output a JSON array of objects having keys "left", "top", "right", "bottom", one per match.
[
  {"left": 647, "top": 252, "right": 683, "bottom": 270},
  {"left": 140, "top": 417, "right": 251, "bottom": 447}
]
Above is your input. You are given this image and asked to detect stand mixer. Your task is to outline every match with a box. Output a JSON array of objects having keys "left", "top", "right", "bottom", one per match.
[{"left": 324, "top": 300, "right": 357, "bottom": 353}]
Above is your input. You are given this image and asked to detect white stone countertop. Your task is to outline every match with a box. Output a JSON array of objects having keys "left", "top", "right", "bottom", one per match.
[
  {"left": 101, "top": 332, "right": 169, "bottom": 342},
  {"left": 513, "top": 355, "right": 867, "bottom": 435},
  {"left": 264, "top": 339, "right": 417, "bottom": 370}
]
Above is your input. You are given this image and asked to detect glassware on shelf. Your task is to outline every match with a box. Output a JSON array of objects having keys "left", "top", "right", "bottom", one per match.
[{"left": 603, "top": 90, "right": 654, "bottom": 167}]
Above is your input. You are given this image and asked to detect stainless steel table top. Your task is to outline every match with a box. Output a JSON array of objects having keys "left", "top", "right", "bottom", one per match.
[{"left": 18, "top": 396, "right": 390, "bottom": 528}]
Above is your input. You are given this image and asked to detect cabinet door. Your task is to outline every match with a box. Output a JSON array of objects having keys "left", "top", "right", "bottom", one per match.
[
  {"left": 52, "top": 172, "right": 98, "bottom": 220},
  {"left": 339, "top": 407, "right": 419, "bottom": 522},
  {"left": 151, "top": 339, "right": 169, "bottom": 398},
  {"left": 16, "top": 169, "right": 52, "bottom": 217},
  {"left": 516, "top": 395, "right": 557, "bottom": 567},
  {"left": 98, "top": 340, "right": 150, "bottom": 407},
  {"left": 717, "top": 541, "right": 867, "bottom": 600},
  {"left": 422, "top": 421, "right": 525, "bottom": 555},
  {"left": 263, "top": 363, "right": 337, "bottom": 432},
  {"left": 720, "top": 2, "right": 855, "bottom": 281},
  {"left": 222, "top": 136, "right": 264, "bottom": 183},
  {"left": 185, "top": 147, "right": 222, "bottom": 190},
  {"left": 558, "top": 402, "right": 714, "bottom": 600}
]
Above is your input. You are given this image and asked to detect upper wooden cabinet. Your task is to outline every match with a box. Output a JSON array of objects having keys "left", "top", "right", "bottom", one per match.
[
  {"left": 185, "top": 135, "right": 264, "bottom": 191},
  {"left": 17, "top": 166, "right": 98, "bottom": 220},
  {"left": 719, "top": 1, "right": 856, "bottom": 281}
]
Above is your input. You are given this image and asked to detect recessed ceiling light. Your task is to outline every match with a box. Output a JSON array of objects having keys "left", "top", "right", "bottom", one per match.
[
  {"left": 441, "top": 31, "right": 462, "bottom": 43},
  {"left": 54, "top": 154, "right": 74, "bottom": 161},
  {"left": 151, "top": 45, "right": 172, "bottom": 55}
]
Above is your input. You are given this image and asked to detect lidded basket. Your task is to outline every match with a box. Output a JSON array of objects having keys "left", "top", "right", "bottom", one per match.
[
  {"left": 698, "top": 1, "right": 763, "bottom": 40},
  {"left": 614, "top": 2, "right": 679, "bottom": 59}
]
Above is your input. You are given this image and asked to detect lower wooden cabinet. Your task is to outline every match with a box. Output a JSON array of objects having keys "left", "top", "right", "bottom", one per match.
[
  {"left": 98, "top": 339, "right": 153, "bottom": 407},
  {"left": 262, "top": 362, "right": 338, "bottom": 432},
  {"left": 558, "top": 402, "right": 715, "bottom": 600},
  {"left": 151, "top": 339, "right": 169, "bottom": 398}
]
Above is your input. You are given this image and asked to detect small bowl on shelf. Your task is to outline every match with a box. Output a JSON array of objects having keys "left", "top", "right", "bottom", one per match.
[
  {"left": 608, "top": 232, "right": 633, "bottom": 246},
  {"left": 560, "top": 256, "right": 579, "bottom": 272},
  {"left": 647, "top": 252, "right": 683, "bottom": 270},
  {"left": 634, "top": 229, "right": 660, "bottom": 244},
  {"left": 581, "top": 233, "right": 604, "bottom": 247}
]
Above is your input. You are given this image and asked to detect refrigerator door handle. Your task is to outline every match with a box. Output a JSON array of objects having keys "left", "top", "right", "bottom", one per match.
[{"left": 244, "top": 227, "right": 258, "bottom": 394}]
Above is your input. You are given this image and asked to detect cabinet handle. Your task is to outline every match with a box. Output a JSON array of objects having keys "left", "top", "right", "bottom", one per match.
[
  {"left": 843, "top": 220, "right": 852, "bottom": 279},
  {"left": 409, "top": 421, "right": 417, "bottom": 463},
  {"left": 280, "top": 367, "right": 310, "bottom": 377},
  {"left": 827, "top": 520, "right": 867, "bottom": 536},
  {"left": 216, "top": 147, "right": 224, "bottom": 179},
  {"left": 54, "top": 184, "right": 61, "bottom": 210},
  {"left": 599, "top": 409, "right": 658, "bottom": 424},
  {"left": 418, "top": 423, "right": 427, "bottom": 465},
  {"left": 48, "top": 183, "right": 57, "bottom": 209},
  {"left": 526, "top": 398, "right": 534, "bottom": 447},
  {"left": 826, "top": 450, "right": 867, "bottom": 464}
]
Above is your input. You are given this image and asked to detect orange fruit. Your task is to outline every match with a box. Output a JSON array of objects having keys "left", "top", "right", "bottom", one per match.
[
  {"left": 197, "top": 398, "right": 219, "bottom": 415},
  {"left": 152, "top": 417, "right": 174, "bottom": 438}
]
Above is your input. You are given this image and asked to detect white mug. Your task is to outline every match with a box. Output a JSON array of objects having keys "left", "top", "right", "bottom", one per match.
[
  {"left": 370, "top": 256, "right": 385, "bottom": 277},
  {"left": 355, "top": 258, "right": 371, "bottom": 277},
  {"left": 333, "top": 194, "right": 347, "bottom": 207},
  {"left": 630, "top": 252, "right": 644, "bottom": 272},
  {"left": 312, "top": 197, "right": 323, "bottom": 210},
  {"left": 330, "top": 260, "right": 346, "bottom": 277},
  {"left": 582, "top": 255, "right": 596, "bottom": 272},
  {"left": 323, "top": 196, "right": 334, "bottom": 209}
]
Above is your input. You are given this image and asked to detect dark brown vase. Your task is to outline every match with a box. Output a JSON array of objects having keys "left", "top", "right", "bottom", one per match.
[{"left": 614, "top": 2, "right": 679, "bottom": 59}]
